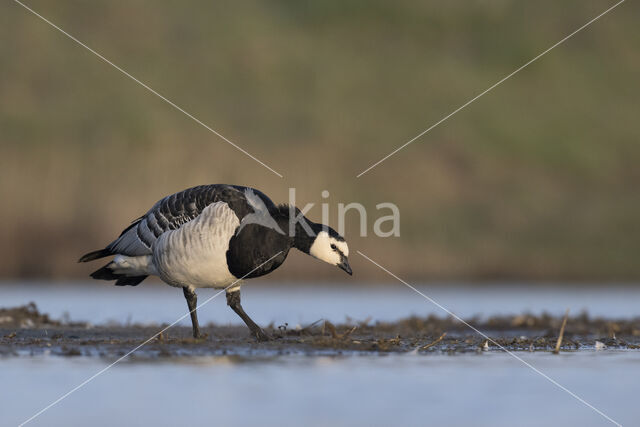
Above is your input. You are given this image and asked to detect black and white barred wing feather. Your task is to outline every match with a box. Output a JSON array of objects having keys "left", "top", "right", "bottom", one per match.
[
  {"left": 80, "top": 185, "right": 260, "bottom": 261},
  {"left": 79, "top": 184, "right": 274, "bottom": 286}
]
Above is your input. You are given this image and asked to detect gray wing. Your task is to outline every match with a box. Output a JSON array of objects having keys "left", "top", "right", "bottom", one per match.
[{"left": 105, "top": 184, "right": 275, "bottom": 256}]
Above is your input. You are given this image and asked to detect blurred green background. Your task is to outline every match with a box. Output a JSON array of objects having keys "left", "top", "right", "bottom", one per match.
[{"left": 1, "top": 0, "right": 638, "bottom": 282}]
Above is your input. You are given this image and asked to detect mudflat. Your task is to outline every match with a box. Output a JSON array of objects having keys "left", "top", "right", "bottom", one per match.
[{"left": 1, "top": 303, "right": 638, "bottom": 358}]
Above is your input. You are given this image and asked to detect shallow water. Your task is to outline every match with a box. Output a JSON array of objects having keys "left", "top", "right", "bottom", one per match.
[
  {"left": 1, "top": 282, "right": 638, "bottom": 426},
  {"left": 1, "top": 281, "right": 638, "bottom": 327},
  {"left": 1, "top": 352, "right": 637, "bottom": 426}
]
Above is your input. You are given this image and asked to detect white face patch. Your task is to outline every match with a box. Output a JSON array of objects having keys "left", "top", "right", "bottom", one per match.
[
  {"left": 309, "top": 231, "right": 349, "bottom": 266},
  {"left": 334, "top": 240, "right": 349, "bottom": 257}
]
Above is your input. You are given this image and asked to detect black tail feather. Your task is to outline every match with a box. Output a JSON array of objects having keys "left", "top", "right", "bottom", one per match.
[
  {"left": 115, "top": 276, "right": 148, "bottom": 287},
  {"left": 90, "top": 262, "right": 119, "bottom": 280},
  {"left": 90, "top": 262, "right": 148, "bottom": 287},
  {"left": 79, "top": 249, "right": 113, "bottom": 263}
]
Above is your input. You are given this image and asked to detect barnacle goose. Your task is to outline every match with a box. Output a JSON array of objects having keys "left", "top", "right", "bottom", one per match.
[{"left": 79, "top": 184, "right": 351, "bottom": 340}]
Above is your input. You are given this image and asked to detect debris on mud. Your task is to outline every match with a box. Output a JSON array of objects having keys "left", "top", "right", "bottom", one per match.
[
  {"left": 0, "top": 303, "right": 639, "bottom": 358},
  {"left": 0, "top": 303, "right": 87, "bottom": 329}
]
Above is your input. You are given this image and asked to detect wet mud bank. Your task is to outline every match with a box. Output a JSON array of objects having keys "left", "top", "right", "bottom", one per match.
[{"left": 1, "top": 304, "right": 639, "bottom": 358}]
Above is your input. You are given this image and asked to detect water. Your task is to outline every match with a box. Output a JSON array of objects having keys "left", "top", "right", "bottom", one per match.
[
  {"left": 1, "top": 282, "right": 638, "bottom": 426},
  {"left": 1, "top": 281, "right": 638, "bottom": 327},
  {"left": 2, "top": 352, "right": 637, "bottom": 426}
]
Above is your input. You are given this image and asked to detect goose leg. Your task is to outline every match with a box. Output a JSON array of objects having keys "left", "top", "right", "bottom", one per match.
[
  {"left": 183, "top": 287, "right": 201, "bottom": 338},
  {"left": 226, "top": 289, "right": 270, "bottom": 341}
]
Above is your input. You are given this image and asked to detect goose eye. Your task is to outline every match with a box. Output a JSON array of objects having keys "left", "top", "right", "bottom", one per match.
[{"left": 330, "top": 244, "right": 337, "bottom": 250}]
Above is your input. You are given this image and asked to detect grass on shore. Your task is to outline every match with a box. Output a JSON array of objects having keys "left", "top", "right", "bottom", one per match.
[{"left": 1, "top": 1, "right": 639, "bottom": 281}]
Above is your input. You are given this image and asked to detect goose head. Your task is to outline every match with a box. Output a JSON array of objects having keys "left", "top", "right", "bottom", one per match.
[
  {"left": 307, "top": 227, "right": 352, "bottom": 275},
  {"left": 272, "top": 205, "right": 352, "bottom": 275}
]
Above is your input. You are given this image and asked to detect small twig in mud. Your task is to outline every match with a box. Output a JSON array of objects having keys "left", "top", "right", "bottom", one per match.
[
  {"left": 358, "top": 317, "right": 372, "bottom": 327},
  {"left": 324, "top": 321, "right": 337, "bottom": 338},
  {"left": 553, "top": 308, "right": 570, "bottom": 354},
  {"left": 323, "top": 321, "right": 357, "bottom": 339},
  {"left": 298, "top": 318, "right": 324, "bottom": 335},
  {"left": 419, "top": 332, "right": 447, "bottom": 350},
  {"left": 607, "top": 322, "right": 618, "bottom": 340},
  {"left": 342, "top": 326, "right": 357, "bottom": 339}
]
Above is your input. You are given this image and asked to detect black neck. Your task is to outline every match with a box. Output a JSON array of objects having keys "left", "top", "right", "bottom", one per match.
[{"left": 272, "top": 206, "right": 321, "bottom": 254}]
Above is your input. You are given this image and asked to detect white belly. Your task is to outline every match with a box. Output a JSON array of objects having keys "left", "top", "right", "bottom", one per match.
[{"left": 151, "top": 202, "right": 240, "bottom": 288}]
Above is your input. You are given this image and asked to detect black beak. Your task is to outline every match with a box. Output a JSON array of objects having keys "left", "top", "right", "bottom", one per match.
[{"left": 338, "top": 255, "right": 352, "bottom": 275}]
